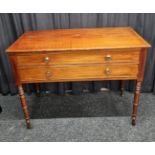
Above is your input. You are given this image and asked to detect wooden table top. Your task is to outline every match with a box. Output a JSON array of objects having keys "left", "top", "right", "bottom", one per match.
[{"left": 6, "top": 27, "right": 150, "bottom": 53}]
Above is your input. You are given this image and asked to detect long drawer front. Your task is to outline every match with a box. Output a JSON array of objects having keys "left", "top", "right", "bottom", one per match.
[
  {"left": 16, "top": 49, "right": 140, "bottom": 66},
  {"left": 19, "top": 64, "right": 139, "bottom": 83}
]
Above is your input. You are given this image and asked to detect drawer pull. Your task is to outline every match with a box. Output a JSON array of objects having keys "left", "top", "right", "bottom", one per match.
[
  {"left": 104, "top": 68, "right": 111, "bottom": 75},
  {"left": 44, "top": 56, "right": 50, "bottom": 64},
  {"left": 105, "top": 55, "right": 112, "bottom": 61},
  {"left": 46, "top": 71, "right": 52, "bottom": 78}
]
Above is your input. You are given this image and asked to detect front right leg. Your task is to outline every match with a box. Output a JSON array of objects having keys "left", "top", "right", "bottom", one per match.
[{"left": 131, "top": 81, "right": 142, "bottom": 126}]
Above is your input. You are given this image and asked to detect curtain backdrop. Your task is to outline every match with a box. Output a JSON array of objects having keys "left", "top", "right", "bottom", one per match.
[{"left": 0, "top": 13, "right": 155, "bottom": 95}]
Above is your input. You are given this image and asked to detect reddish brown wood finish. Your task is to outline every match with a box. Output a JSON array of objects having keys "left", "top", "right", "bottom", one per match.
[
  {"left": 18, "top": 85, "right": 31, "bottom": 129},
  {"left": 15, "top": 49, "right": 140, "bottom": 66},
  {"left": 9, "top": 56, "right": 20, "bottom": 86},
  {"left": 17, "top": 63, "right": 139, "bottom": 83},
  {"left": 131, "top": 48, "right": 148, "bottom": 125},
  {"left": 6, "top": 27, "right": 150, "bottom": 128},
  {"left": 6, "top": 27, "right": 150, "bottom": 53},
  {"left": 137, "top": 48, "right": 148, "bottom": 81},
  {"left": 132, "top": 81, "right": 142, "bottom": 125}
]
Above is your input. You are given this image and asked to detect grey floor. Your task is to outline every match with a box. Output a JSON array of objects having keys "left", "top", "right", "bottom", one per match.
[{"left": 0, "top": 91, "right": 155, "bottom": 141}]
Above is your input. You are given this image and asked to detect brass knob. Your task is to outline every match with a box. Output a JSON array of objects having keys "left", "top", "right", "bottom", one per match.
[
  {"left": 44, "top": 56, "right": 50, "bottom": 64},
  {"left": 104, "top": 68, "right": 111, "bottom": 75},
  {"left": 105, "top": 54, "right": 112, "bottom": 61},
  {"left": 46, "top": 71, "right": 52, "bottom": 78}
]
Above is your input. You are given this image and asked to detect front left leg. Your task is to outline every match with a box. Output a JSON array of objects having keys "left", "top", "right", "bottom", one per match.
[
  {"left": 131, "top": 81, "right": 142, "bottom": 126},
  {"left": 18, "top": 85, "right": 31, "bottom": 129}
]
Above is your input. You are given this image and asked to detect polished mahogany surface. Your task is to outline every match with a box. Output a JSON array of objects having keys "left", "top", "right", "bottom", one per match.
[{"left": 7, "top": 27, "right": 150, "bottom": 53}]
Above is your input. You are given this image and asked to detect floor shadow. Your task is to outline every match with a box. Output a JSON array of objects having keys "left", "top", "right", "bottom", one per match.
[{"left": 30, "top": 91, "right": 132, "bottom": 119}]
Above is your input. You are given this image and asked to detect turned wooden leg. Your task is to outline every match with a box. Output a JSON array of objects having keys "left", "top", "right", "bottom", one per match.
[
  {"left": 131, "top": 81, "right": 142, "bottom": 126},
  {"left": 35, "top": 83, "right": 41, "bottom": 97},
  {"left": 18, "top": 85, "right": 31, "bottom": 129},
  {"left": 120, "top": 80, "right": 125, "bottom": 96}
]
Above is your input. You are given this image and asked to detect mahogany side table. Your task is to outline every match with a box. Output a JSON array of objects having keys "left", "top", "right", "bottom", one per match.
[{"left": 6, "top": 27, "right": 150, "bottom": 128}]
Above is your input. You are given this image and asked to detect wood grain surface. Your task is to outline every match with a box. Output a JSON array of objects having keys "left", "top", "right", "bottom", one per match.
[
  {"left": 16, "top": 49, "right": 140, "bottom": 66},
  {"left": 6, "top": 27, "right": 150, "bottom": 53},
  {"left": 18, "top": 64, "right": 139, "bottom": 83}
]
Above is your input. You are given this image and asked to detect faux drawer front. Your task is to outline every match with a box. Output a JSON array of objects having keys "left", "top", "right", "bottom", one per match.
[
  {"left": 19, "top": 64, "right": 139, "bottom": 83},
  {"left": 16, "top": 50, "right": 140, "bottom": 66}
]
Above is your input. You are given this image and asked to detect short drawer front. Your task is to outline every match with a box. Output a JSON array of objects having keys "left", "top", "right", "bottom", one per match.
[
  {"left": 19, "top": 64, "right": 139, "bottom": 83},
  {"left": 16, "top": 50, "right": 140, "bottom": 66}
]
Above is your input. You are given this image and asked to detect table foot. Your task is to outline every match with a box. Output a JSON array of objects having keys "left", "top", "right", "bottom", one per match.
[
  {"left": 26, "top": 121, "right": 32, "bottom": 129},
  {"left": 131, "top": 119, "right": 136, "bottom": 126}
]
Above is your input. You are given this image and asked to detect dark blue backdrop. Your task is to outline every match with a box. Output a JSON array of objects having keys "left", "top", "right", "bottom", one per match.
[{"left": 0, "top": 13, "right": 155, "bottom": 95}]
